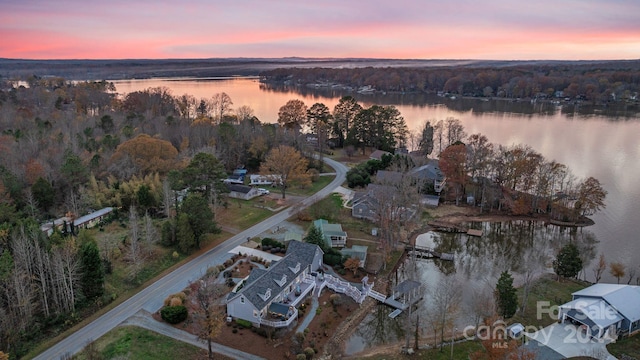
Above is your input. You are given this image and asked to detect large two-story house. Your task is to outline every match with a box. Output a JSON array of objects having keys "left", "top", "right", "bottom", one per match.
[{"left": 226, "top": 240, "right": 324, "bottom": 328}]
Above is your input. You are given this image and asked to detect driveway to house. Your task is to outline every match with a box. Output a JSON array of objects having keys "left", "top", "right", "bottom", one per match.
[
  {"left": 34, "top": 157, "right": 348, "bottom": 360},
  {"left": 525, "top": 323, "right": 616, "bottom": 360}
]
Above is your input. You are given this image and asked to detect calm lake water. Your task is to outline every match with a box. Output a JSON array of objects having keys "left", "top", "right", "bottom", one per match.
[{"left": 111, "top": 77, "right": 640, "bottom": 283}]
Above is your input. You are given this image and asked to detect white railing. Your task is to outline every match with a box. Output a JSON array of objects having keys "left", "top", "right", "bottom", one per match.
[
  {"left": 259, "top": 307, "right": 298, "bottom": 328},
  {"left": 324, "top": 274, "right": 365, "bottom": 304},
  {"left": 367, "top": 289, "right": 387, "bottom": 302}
]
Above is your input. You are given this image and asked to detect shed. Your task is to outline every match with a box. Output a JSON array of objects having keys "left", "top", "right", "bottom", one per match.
[{"left": 507, "top": 323, "right": 525, "bottom": 339}]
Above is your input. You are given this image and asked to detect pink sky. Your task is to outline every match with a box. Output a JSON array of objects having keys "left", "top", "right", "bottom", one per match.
[{"left": 1, "top": 0, "right": 639, "bottom": 60}]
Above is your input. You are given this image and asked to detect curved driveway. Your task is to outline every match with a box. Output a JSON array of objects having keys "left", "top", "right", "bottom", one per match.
[{"left": 35, "top": 157, "right": 348, "bottom": 360}]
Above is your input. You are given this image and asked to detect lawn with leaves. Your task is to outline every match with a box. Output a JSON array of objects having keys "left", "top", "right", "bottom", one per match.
[{"left": 73, "top": 326, "right": 203, "bottom": 360}]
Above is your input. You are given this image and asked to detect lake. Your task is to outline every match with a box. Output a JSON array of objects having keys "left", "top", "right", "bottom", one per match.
[{"left": 111, "top": 77, "right": 640, "bottom": 284}]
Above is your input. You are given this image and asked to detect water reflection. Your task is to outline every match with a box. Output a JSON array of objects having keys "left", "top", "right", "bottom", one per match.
[
  {"left": 345, "top": 221, "right": 599, "bottom": 355},
  {"left": 110, "top": 77, "right": 640, "bottom": 283},
  {"left": 344, "top": 305, "right": 404, "bottom": 355}
]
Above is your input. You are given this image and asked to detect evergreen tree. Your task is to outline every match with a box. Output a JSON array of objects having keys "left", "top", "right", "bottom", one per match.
[
  {"left": 304, "top": 224, "right": 327, "bottom": 252},
  {"left": 79, "top": 235, "right": 104, "bottom": 300},
  {"left": 496, "top": 271, "right": 518, "bottom": 319},
  {"left": 181, "top": 194, "right": 218, "bottom": 248},
  {"left": 553, "top": 243, "right": 583, "bottom": 279},
  {"left": 176, "top": 213, "right": 196, "bottom": 253},
  {"left": 32, "top": 177, "right": 54, "bottom": 212}
]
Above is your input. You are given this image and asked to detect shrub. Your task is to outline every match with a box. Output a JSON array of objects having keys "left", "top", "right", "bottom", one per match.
[
  {"left": 236, "top": 318, "right": 252, "bottom": 329},
  {"left": 304, "top": 347, "right": 315, "bottom": 359},
  {"left": 296, "top": 354, "right": 307, "bottom": 360},
  {"left": 261, "top": 238, "right": 284, "bottom": 249},
  {"left": 160, "top": 305, "right": 188, "bottom": 324},
  {"left": 169, "top": 297, "right": 182, "bottom": 306},
  {"left": 232, "top": 328, "right": 238, "bottom": 334},
  {"left": 330, "top": 294, "right": 342, "bottom": 306}
]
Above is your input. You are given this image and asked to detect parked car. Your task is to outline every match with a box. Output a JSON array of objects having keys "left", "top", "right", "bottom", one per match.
[{"left": 258, "top": 188, "right": 270, "bottom": 195}]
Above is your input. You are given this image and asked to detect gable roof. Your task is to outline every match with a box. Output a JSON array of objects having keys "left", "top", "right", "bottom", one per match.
[
  {"left": 573, "top": 284, "right": 640, "bottom": 322},
  {"left": 74, "top": 207, "right": 113, "bottom": 226},
  {"left": 375, "top": 170, "right": 403, "bottom": 185},
  {"left": 370, "top": 149, "right": 391, "bottom": 160},
  {"left": 313, "top": 219, "right": 346, "bottom": 239},
  {"left": 230, "top": 240, "right": 322, "bottom": 311},
  {"left": 410, "top": 159, "right": 444, "bottom": 181},
  {"left": 227, "top": 184, "right": 253, "bottom": 194}
]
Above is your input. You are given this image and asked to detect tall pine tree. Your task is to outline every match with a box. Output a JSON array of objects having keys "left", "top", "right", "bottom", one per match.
[
  {"left": 496, "top": 271, "right": 518, "bottom": 319},
  {"left": 79, "top": 235, "right": 104, "bottom": 301}
]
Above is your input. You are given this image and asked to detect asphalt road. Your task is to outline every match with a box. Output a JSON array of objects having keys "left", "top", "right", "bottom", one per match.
[{"left": 35, "top": 157, "right": 348, "bottom": 360}]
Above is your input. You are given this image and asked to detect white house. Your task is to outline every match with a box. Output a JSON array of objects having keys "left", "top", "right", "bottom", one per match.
[
  {"left": 559, "top": 283, "right": 640, "bottom": 339},
  {"left": 226, "top": 241, "right": 324, "bottom": 328}
]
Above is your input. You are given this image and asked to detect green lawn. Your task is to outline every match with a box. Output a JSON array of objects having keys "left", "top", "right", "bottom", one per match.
[
  {"left": 355, "top": 340, "right": 484, "bottom": 359},
  {"left": 607, "top": 334, "right": 640, "bottom": 359},
  {"left": 286, "top": 174, "right": 335, "bottom": 197},
  {"left": 73, "top": 326, "right": 203, "bottom": 360},
  {"left": 510, "top": 275, "right": 587, "bottom": 329}
]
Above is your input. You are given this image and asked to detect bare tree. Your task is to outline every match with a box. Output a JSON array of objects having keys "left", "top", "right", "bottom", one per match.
[
  {"left": 592, "top": 254, "right": 606, "bottom": 283},
  {"left": 125, "top": 206, "right": 146, "bottom": 279},
  {"left": 210, "top": 92, "right": 233, "bottom": 123},
  {"left": 518, "top": 243, "right": 547, "bottom": 315},
  {"left": 143, "top": 212, "right": 158, "bottom": 257},
  {"left": 195, "top": 272, "right": 227, "bottom": 359},
  {"left": 428, "top": 275, "right": 462, "bottom": 351},
  {"left": 626, "top": 263, "right": 637, "bottom": 285},
  {"left": 161, "top": 178, "right": 174, "bottom": 218}
]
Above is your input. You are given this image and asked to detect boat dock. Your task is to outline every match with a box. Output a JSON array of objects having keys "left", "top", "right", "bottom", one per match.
[{"left": 405, "top": 245, "right": 454, "bottom": 261}]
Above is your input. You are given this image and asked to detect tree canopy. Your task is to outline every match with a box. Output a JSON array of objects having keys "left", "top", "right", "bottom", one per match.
[
  {"left": 260, "top": 145, "right": 311, "bottom": 199},
  {"left": 553, "top": 243, "right": 583, "bottom": 280}
]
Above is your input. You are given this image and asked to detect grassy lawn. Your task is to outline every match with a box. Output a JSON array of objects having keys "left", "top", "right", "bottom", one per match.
[
  {"left": 73, "top": 326, "right": 203, "bottom": 360},
  {"left": 288, "top": 174, "right": 335, "bottom": 196},
  {"left": 608, "top": 334, "right": 640, "bottom": 359},
  {"left": 216, "top": 199, "right": 274, "bottom": 230},
  {"left": 511, "top": 275, "right": 588, "bottom": 329},
  {"left": 356, "top": 340, "right": 484, "bottom": 359}
]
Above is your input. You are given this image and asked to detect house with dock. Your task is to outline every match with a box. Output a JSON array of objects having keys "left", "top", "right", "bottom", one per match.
[{"left": 226, "top": 240, "right": 324, "bottom": 328}]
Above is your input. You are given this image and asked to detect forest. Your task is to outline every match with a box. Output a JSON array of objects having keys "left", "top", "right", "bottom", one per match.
[
  {"left": 0, "top": 71, "right": 607, "bottom": 357},
  {"left": 261, "top": 60, "right": 640, "bottom": 104}
]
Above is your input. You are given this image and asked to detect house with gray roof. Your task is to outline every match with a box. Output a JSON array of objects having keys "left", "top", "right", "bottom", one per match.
[
  {"left": 409, "top": 159, "right": 446, "bottom": 193},
  {"left": 226, "top": 184, "right": 260, "bottom": 200},
  {"left": 73, "top": 207, "right": 114, "bottom": 230},
  {"left": 313, "top": 219, "right": 347, "bottom": 248},
  {"left": 226, "top": 240, "right": 323, "bottom": 328},
  {"left": 559, "top": 283, "right": 640, "bottom": 339}
]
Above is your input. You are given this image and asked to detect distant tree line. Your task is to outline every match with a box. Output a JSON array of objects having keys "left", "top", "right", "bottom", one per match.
[{"left": 261, "top": 61, "right": 640, "bottom": 104}]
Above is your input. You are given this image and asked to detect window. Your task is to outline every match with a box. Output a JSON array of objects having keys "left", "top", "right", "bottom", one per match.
[
  {"left": 240, "top": 296, "right": 245, "bottom": 304},
  {"left": 253, "top": 310, "right": 258, "bottom": 318}
]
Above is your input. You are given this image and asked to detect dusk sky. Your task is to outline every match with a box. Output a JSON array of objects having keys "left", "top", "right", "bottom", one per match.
[{"left": 2, "top": 0, "right": 639, "bottom": 60}]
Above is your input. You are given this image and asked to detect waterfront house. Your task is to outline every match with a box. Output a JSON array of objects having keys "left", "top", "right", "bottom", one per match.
[
  {"left": 313, "top": 219, "right": 347, "bottom": 248},
  {"left": 558, "top": 283, "right": 640, "bottom": 339},
  {"left": 226, "top": 240, "right": 323, "bottom": 328},
  {"left": 409, "top": 159, "right": 446, "bottom": 194}
]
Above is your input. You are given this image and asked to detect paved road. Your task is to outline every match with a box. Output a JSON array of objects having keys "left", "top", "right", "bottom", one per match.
[{"left": 35, "top": 157, "right": 348, "bottom": 360}]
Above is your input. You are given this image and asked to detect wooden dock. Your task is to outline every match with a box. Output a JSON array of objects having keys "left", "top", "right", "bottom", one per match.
[
  {"left": 405, "top": 245, "right": 454, "bottom": 261},
  {"left": 427, "top": 220, "right": 467, "bottom": 233},
  {"left": 467, "top": 229, "right": 483, "bottom": 237}
]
